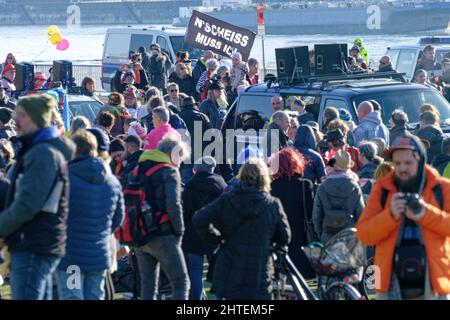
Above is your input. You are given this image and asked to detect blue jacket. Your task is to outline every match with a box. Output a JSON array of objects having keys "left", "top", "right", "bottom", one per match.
[
  {"left": 294, "top": 126, "right": 326, "bottom": 184},
  {"left": 58, "top": 157, "right": 124, "bottom": 272},
  {"left": 353, "top": 112, "right": 390, "bottom": 147}
]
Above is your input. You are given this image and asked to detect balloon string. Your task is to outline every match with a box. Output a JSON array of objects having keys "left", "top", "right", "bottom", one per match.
[{"left": 31, "top": 40, "right": 50, "bottom": 63}]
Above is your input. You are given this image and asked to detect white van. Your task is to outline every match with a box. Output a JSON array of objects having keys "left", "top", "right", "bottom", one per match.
[{"left": 101, "top": 26, "right": 205, "bottom": 91}]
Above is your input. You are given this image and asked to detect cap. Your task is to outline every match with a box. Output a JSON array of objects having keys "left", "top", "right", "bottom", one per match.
[
  {"left": 350, "top": 45, "right": 360, "bottom": 52},
  {"left": 384, "top": 135, "right": 422, "bottom": 159},
  {"left": 181, "top": 96, "right": 198, "bottom": 108},
  {"left": 326, "top": 128, "right": 344, "bottom": 141},
  {"left": 194, "top": 156, "right": 217, "bottom": 173},
  {"left": 2, "top": 64, "right": 15, "bottom": 74},
  {"left": 208, "top": 80, "right": 225, "bottom": 91}
]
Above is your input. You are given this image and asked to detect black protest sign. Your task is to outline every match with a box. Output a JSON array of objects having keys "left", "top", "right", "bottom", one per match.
[{"left": 185, "top": 10, "right": 256, "bottom": 61}]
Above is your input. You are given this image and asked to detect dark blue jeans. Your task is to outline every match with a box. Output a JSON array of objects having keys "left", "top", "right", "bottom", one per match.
[
  {"left": 186, "top": 253, "right": 204, "bottom": 300},
  {"left": 10, "top": 251, "right": 60, "bottom": 300}
]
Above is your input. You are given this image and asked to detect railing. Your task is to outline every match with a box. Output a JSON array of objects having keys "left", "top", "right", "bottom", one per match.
[{"left": 34, "top": 63, "right": 277, "bottom": 93}]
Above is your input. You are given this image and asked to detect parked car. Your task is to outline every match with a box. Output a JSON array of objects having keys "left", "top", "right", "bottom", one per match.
[
  {"left": 67, "top": 94, "right": 103, "bottom": 125},
  {"left": 221, "top": 72, "right": 450, "bottom": 161},
  {"left": 385, "top": 36, "right": 450, "bottom": 81}
]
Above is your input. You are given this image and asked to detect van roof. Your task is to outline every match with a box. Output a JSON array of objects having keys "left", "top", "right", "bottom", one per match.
[{"left": 106, "top": 27, "right": 186, "bottom": 36}]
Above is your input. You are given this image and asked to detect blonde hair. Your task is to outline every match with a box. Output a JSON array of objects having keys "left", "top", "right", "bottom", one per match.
[
  {"left": 237, "top": 158, "right": 271, "bottom": 193},
  {"left": 374, "top": 161, "right": 395, "bottom": 181},
  {"left": 327, "top": 119, "right": 349, "bottom": 138},
  {"left": 419, "top": 103, "right": 441, "bottom": 125}
]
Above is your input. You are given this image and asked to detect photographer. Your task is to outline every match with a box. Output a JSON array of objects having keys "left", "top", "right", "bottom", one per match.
[{"left": 357, "top": 135, "right": 450, "bottom": 300}]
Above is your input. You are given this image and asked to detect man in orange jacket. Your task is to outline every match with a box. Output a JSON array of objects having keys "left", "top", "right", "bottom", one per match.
[{"left": 357, "top": 134, "right": 450, "bottom": 300}]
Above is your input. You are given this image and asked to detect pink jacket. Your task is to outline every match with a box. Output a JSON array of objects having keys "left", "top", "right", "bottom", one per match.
[{"left": 143, "top": 124, "right": 181, "bottom": 150}]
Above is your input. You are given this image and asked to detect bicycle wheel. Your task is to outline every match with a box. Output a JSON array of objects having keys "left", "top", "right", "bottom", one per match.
[
  {"left": 326, "top": 283, "right": 362, "bottom": 300},
  {"left": 359, "top": 256, "right": 376, "bottom": 300}
]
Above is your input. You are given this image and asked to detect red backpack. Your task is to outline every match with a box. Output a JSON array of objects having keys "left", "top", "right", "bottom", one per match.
[{"left": 115, "top": 163, "right": 172, "bottom": 246}]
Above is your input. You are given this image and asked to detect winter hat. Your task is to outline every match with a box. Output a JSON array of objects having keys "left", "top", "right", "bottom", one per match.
[
  {"left": 0, "top": 107, "right": 14, "bottom": 124},
  {"left": 194, "top": 156, "right": 216, "bottom": 174},
  {"left": 127, "top": 121, "right": 147, "bottom": 139},
  {"left": 87, "top": 128, "right": 110, "bottom": 152},
  {"left": 338, "top": 108, "right": 351, "bottom": 122},
  {"left": 110, "top": 138, "right": 125, "bottom": 153},
  {"left": 334, "top": 149, "right": 354, "bottom": 171},
  {"left": 209, "top": 80, "right": 225, "bottom": 91},
  {"left": 17, "top": 94, "right": 56, "bottom": 128}
]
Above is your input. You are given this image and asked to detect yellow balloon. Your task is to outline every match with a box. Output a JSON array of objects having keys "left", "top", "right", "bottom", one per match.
[
  {"left": 47, "top": 25, "right": 60, "bottom": 39},
  {"left": 50, "top": 32, "right": 63, "bottom": 45}
]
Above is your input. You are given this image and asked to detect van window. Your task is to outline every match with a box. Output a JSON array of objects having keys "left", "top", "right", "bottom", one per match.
[
  {"left": 386, "top": 49, "right": 400, "bottom": 68},
  {"left": 104, "top": 33, "right": 130, "bottom": 60},
  {"left": 325, "top": 98, "right": 348, "bottom": 110},
  {"left": 237, "top": 94, "right": 273, "bottom": 121},
  {"left": 397, "top": 49, "right": 418, "bottom": 78},
  {"left": 170, "top": 36, "right": 203, "bottom": 60},
  {"left": 157, "top": 36, "right": 170, "bottom": 53},
  {"left": 130, "top": 34, "right": 153, "bottom": 55}
]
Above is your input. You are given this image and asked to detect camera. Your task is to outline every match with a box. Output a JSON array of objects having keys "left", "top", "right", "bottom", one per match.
[{"left": 402, "top": 193, "right": 423, "bottom": 215}]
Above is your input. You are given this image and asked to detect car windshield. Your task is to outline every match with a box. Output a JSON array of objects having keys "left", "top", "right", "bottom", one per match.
[
  {"left": 353, "top": 89, "right": 450, "bottom": 126},
  {"left": 169, "top": 36, "right": 203, "bottom": 60},
  {"left": 69, "top": 100, "right": 103, "bottom": 124}
]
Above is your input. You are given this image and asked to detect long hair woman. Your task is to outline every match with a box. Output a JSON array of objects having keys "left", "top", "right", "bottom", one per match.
[
  {"left": 270, "top": 147, "right": 316, "bottom": 279},
  {"left": 193, "top": 158, "right": 291, "bottom": 300}
]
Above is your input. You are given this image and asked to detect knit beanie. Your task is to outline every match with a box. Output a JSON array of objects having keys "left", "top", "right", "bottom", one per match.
[
  {"left": 18, "top": 94, "right": 55, "bottom": 128},
  {"left": 0, "top": 107, "right": 14, "bottom": 124}
]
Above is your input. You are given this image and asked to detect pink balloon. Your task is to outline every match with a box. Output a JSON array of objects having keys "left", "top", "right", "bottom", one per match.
[{"left": 56, "top": 39, "right": 70, "bottom": 51}]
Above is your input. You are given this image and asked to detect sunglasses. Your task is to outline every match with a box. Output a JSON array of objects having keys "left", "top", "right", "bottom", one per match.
[{"left": 170, "top": 89, "right": 178, "bottom": 92}]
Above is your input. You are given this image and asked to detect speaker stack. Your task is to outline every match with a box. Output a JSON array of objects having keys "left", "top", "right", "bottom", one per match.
[
  {"left": 314, "top": 44, "right": 348, "bottom": 76},
  {"left": 53, "top": 60, "right": 74, "bottom": 88},
  {"left": 15, "top": 62, "right": 35, "bottom": 92},
  {"left": 275, "top": 46, "right": 311, "bottom": 84}
]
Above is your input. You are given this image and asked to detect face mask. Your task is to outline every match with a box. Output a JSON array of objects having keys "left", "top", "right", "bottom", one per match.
[{"left": 152, "top": 50, "right": 159, "bottom": 56}]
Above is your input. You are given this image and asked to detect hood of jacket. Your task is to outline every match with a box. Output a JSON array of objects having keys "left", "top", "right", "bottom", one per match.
[
  {"left": 432, "top": 153, "right": 450, "bottom": 168},
  {"left": 69, "top": 156, "right": 111, "bottom": 184},
  {"left": 322, "top": 173, "right": 360, "bottom": 199},
  {"left": 417, "top": 125, "right": 443, "bottom": 144},
  {"left": 139, "top": 149, "right": 171, "bottom": 164},
  {"left": 362, "top": 111, "right": 382, "bottom": 126},
  {"left": 294, "top": 125, "right": 316, "bottom": 150},
  {"left": 227, "top": 182, "right": 273, "bottom": 219},
  {"left": 187, "top": 172, "right": 226, "bottom": 196}
]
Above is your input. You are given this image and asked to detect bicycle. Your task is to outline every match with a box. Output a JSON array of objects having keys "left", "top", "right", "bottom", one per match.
[
  {"left": 302, "top": 228, "right": 366, "bottom": 300},
  {"left": 272, "top": 247, "right": 318, "bottom": 300}
]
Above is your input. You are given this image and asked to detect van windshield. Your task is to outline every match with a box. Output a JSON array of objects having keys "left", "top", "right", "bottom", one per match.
[
  {"left": 352, "top": 88, "right": 450, "bottom": 126},
  {"left": 169, "top": 36, "right": 203, "bottom": 60}
]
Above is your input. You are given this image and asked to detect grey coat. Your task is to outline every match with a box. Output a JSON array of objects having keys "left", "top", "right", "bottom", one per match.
[{"left": 312, "top": 172, "right": 365, "bottom": 242}]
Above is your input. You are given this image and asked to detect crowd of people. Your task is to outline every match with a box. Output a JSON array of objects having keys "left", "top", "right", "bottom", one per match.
[{"left": 0, "top": 40, "right": 449, "bottom": 302}]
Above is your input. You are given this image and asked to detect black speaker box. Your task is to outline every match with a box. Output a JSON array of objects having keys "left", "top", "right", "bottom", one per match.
[
  {"left": 53, "top": 60, "right": 73, "bottom": 86},
  {"left": 314, "top": 44, "right": 348, "bottom": 75},
  {"left": 275, "top": 46, "right": 310, "bottom": 84},
  {"left": 15, "top": 62, "right": 35, "bottom": 92}
]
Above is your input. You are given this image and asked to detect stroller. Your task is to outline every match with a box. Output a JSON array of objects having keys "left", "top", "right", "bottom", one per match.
[{"left": 302, "top": 228, "right": 366, "bottom": 300}]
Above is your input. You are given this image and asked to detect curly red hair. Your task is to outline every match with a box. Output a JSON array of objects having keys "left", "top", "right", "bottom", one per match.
[{"left": 271, "top": 147, "right": 306, "bottom": 180}]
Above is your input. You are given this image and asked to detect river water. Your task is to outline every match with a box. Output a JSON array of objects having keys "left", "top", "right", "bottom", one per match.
[{"left": 0, "top": 24, "right": 444, "bottom": 68}]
